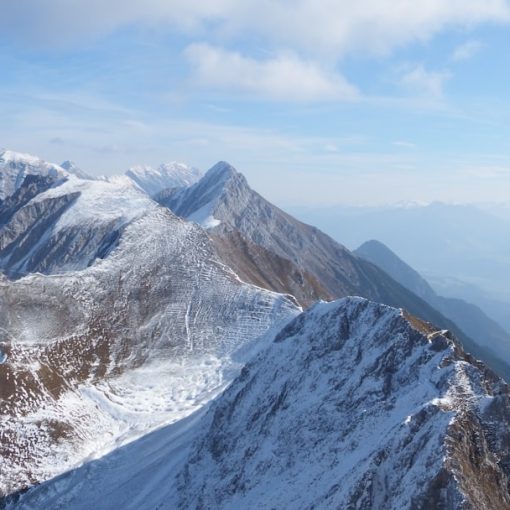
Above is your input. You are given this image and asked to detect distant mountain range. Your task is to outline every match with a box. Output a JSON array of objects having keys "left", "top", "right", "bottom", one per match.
[
  {"left": 159, "top": 161, "right": 510, "bottom": 379},
  {"left": 356, "top": 240, "right": 510, "bottom": 378},
  {"left": 2, "top": 149, "right": 510, "bottom": 509},
  {"left": 291, "top": 201, "right": 510, "bottom": 332}
]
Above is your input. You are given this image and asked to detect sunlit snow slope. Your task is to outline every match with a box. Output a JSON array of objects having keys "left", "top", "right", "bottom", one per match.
[{"left": 0, "top": 151, "right": 299, "bottom": 498}]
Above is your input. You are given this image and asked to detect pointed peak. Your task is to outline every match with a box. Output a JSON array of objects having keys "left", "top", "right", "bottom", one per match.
[
  {"left": 60, "top": 160, "right": 75, "bottom": 170},
  {"left": 205, "top": 161, "right": 239, "bottom": 181},
  {"left": 200, "top": 162, "right": 250, "bottom": 193}
]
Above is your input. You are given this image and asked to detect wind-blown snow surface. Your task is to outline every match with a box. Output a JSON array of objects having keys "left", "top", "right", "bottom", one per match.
[{"left": 0, "top": 175, "right": 298, "bottom": 497}]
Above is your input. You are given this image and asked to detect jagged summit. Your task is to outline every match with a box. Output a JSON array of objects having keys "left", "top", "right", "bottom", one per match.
[
  {"left": 157, "top": 161, "right": 247, "bottom": 229},
  {"left": 178, "top": 296, "right": 510, "bottom": 509},
  {"left": 125, "top": 161, "right": 201, "bottom": 196}
]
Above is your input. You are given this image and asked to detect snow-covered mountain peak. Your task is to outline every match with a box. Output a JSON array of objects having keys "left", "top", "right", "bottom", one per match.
[
  {"left": 125, "top": 161, "right": 201, "bottom": 196},
  {"left": 0, "top": 149, "right": 68, "bottom": 200},
  {"left": 204, "top": 160, "right": 239, "bottom": 181},
  {"left": 0, "top": 168, "right": 160, "bottom": 278},
  {"left": 154, "top": 161, "right": 247, "bottom": 230},
  {"left": 32, "top": 174, "right": 156, "bottom": 229},
  {"left": 156, "top": 160, "right": 253, "bottom": 230},
  {"left": 1, "top": 149, "right": 54, "bottom": 167}
]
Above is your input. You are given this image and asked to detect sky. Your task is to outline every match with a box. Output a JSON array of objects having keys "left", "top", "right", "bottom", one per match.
[{"left": 1, "top": 0, "right": 510, "bottom": 207}]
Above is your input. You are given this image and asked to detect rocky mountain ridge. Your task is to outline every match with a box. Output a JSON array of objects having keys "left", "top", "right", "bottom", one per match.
[
  {"left": 13, "top": 298, "right": 510, "bottom": 510},
  {"left": 356, "top": 239, "right": 510, "bottom": 379},
  {"left": 178, "top": 297, "right": 510, "bottom": 510},
  {"left": 0, "top": 151, "right": 298, "bottom": 497},
  {"left": 159, "top": 161, "right": 510, "bottom": 379}
]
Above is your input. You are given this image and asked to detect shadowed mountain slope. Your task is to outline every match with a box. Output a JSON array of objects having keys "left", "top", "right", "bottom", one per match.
[{"left": 356, "top": 239, "right": 510, "bottom": 375}]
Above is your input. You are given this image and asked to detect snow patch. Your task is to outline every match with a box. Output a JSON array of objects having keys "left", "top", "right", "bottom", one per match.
[{"left": 187, "top": 200, "right": 221, "bottom": 229}]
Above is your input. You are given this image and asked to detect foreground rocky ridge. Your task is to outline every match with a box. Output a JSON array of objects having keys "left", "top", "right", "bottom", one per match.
[
  {"left": 356, "top": 239, "right": 510, "bottom": 379},
  {"left": 178, "top": 297, "right": 510, "bottom": 510},
  {"left": 11, "top": 297, "right": 510, "bottom": 510}
]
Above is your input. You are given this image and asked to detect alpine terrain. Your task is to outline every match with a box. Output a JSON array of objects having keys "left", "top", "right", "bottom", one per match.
[
  {"left": 1, "top": 149, "right": 510, "bottom": 510},
  {"left": 159, "top": 161, "right": 510, "bottom": 379},
  {"left": 12, "top": 298, "right": 510, "bottom": 510},
  {"left": 0, "top": 150, "right": 298, "bottom": 500},
  {"left": 356, "top": 239, "right": 510, "bottom": 378}
]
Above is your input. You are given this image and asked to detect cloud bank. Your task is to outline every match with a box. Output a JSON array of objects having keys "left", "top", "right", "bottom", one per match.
[
  {"left": 185, "top": 44, "right": 359, "bottom": 101},
  {"left": 3, "top": 0, "right": 509, "bottom": 57}
]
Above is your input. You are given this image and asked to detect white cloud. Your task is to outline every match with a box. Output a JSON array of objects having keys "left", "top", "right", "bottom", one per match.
[
  {"left": 451, "top": 40, "right": 484, "bottom": 61},
  {"left": 398, "top": 64, "right": 452, "bottom": 98},
  {"left": 2, "top": 0, "right": 509, "bottom": 57},
  {"left": 184, "top": 44, "right": 358, "bottom": 101}
]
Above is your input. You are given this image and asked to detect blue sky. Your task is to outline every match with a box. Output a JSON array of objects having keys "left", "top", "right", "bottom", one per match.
[{"left": 1, "top": 0, "right": 510, "bottom": 206}]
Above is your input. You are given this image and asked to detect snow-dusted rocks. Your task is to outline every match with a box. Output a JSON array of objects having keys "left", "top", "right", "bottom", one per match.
[
  {"left": 158, "top": 161, "right": 237, "bottom": 229},
  {"left": 11, "top": 298, "right": 510, "bottom": 510},
  {"left": 125, "top": 162, "right": 201, "bottom": 197},
  {"left": 0, "top": 150, "right": 68, "bottom": 201},
  {"left": 178, "top": 297, "right": 510, "bottom": 510},
  {"left": 2, "top": 149, "right": 510, "bottom": 509},
  {"left": 0, "top": 173, "right": 156, "bottom": 277}
]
